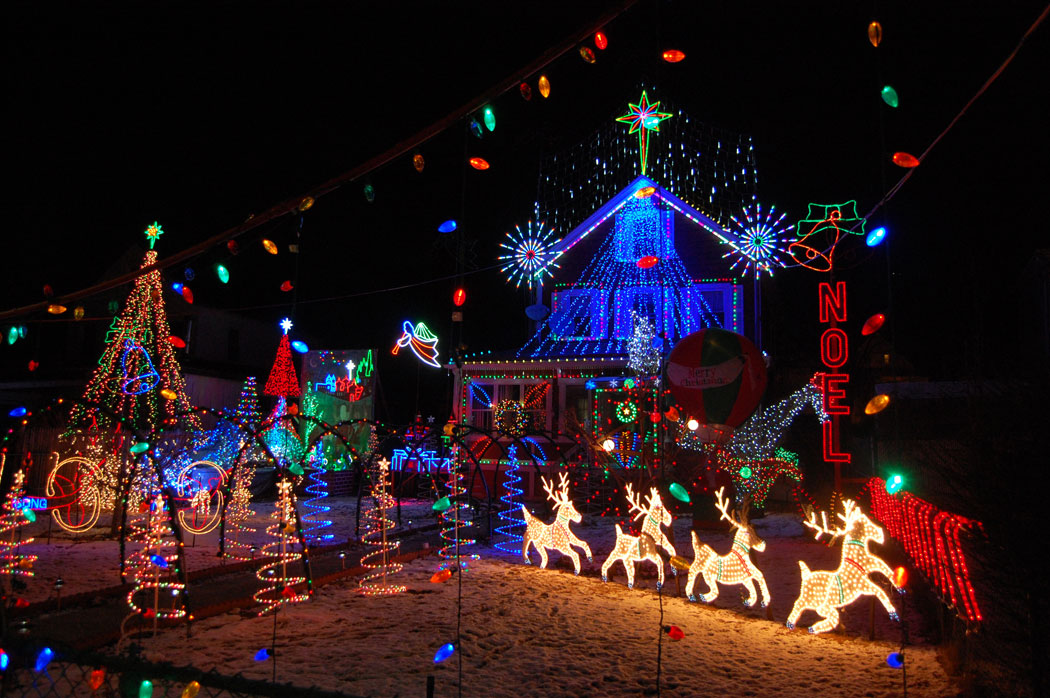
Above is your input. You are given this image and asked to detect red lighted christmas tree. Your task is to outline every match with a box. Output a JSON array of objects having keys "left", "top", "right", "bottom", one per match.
[{"left": 264, "top": 318, "right": 301, "bottom": 398}]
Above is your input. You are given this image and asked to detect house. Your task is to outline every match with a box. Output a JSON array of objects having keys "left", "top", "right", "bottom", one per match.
[{"left": 451, "top": 174, "right": 746, "bottom": 498}]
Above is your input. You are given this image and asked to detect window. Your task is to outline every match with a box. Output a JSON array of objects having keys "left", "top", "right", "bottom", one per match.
[
  {"left": 468, "top": 382, "right": 494, "bottom": 430},
  {"left": 550, "top": 289, "right": 608, "bottom": 340},
  {"left": 613, "top": 287, "right": 662, "bottom": 338}
]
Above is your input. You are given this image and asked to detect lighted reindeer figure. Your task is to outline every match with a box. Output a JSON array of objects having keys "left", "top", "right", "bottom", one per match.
[
  {"left": 686, "top": 487, "right": 770, "bottom": 608},
  {"left": 601, "top": 484, "right": 677, "bottom": 590},
  {"left": 521, "top": 472, "right": 593, "bottom": 575},
  {"left": 786, "top": 499, "right": 900, "bottom": 633}
]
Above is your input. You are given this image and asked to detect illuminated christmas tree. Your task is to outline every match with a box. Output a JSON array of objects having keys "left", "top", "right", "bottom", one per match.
[
  {"left": 626, "top": 310, "right": 661, "bottom": 375},
  {"left": 254, "top": 478, "right": 309, "bottom": 615},
  {"left": 234, "top": 376, "right": 262, "bottom": 430},
  {"left": 302, "top": 441, "right": 333, "bottom": 545},
  {"left": 70, "top": 223, "right": 200, "bottom": 433},
  {"left": 124, "top": 494, "right": 187, "bottom": 633},
  {"left": 261, "top": 396, "right": 304, "bottom": 467},
  {"left": 437, "top": 454, "right": 478, "bottom": 572},
  {"left": 358, "top": 458, "right": 405, "bottom": 596},
  {"left": 493, "top": 445, "right": 525, "bottom": 554},
  {"left": 67, "top": 224, "right": 200, "bottom": 518},
  {"left": 0, "top": 470, "right": 37, "bottom": 581},
  {"left": 264, "top": 318, "right": 301, "bottom": 398},
  {"left": 223, "top": 453, "right": 258, "bottom": 562}
]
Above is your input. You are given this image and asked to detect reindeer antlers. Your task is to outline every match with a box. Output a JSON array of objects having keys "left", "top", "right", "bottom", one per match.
[
  {"left": 714, "top": 486, "right": 745, "bottom": 529},
  {"left": 803, "top": 498, "right": 858, "bottom": 540},
  {"left": 541, "top": 472, "right": 571, "bottom": 505},
  {"left": 624, "top": 484, "right": 661, "bottom": 522}
]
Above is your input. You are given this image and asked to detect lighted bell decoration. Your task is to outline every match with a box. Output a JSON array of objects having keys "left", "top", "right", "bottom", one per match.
[
  {"left": 636, "top": 255, "right": 659, "bottom": 269},
  {"left": 668, "top": 482, "right": 690, "bottom": 503},
  {"left": 894, "top": 566, "right": 908, "bottom": 589},
  {"left": 469, "top": 119, "right": 484, "bottom": 139},
  {"left": 881, "top": 85, "right": 899, "bottom": 108},
  {"left": 483, "top": 106, "right": 496, "bottom": 132},
  {"left": 579, "top": 46, "right": 596, "bottom": 63},
  {"left": 216, "top": 264, "right": 230, "bottom": 284},
  {"left": 438, "top": 220, "right": 458, "bottom": 233},
  {"left": 47, "top": 304, "right": 67, "bottom": 315},
  {"left": 453, "top": 288, "right": 466, "bottom": 307},
  {"left": 469, "top": 157, "right": 490, "bottom": 170},
  {"left": 363, "top": 184, "right": 375, "bottom": 202},
  {"left": 537, "top": 74, "right": 551, "bottom": 98},
  {"left": 433, "top": 643, "right": 455, "bottom": 664},
  {"left": 181, "top": 286, "right": 194, "bottom": 304},
  {"left": 886, "top": 652, "right": 904, "bottom": 669},
  {"left": 168, "top": 335, "right": 187, "bottom": 348},
  {"left": 262, "top": 239, "right": 279, "bottom": 254},
  {"left": 594, "top": 31, "right": 608, "bottom": 49},
  {"left": 886, "top": 473, "right": 904, "bottom": 494},
  {"left": 73, "top": 306, "right": 85, "bottom": 320},
  {"left": 892, "top": 152, "right": 920, "bottom": 168},
  {"left": 868, "top": 21, "right": 883, "bottom": 47},
  {"left": 280, "top": 280, "right": 294, "bottom": 292},
  {"left": 519, "top": 82, "right": 532, "bottom": 100},
  {"left": 866, "top": 226, "right": 887, "bottom": 247},
  {"left": 433, "top": 496, "right": 451, "bottom": 512},
  {"left": 662, "top": 49, "right": 686, "bottom": 62},
  {"left": 865, "top": 393, "right": 891, "bottom": 415},
  {"left": 413, "top": 153, "right": 425, "bottom": 172},
  {"left": 226, "top": 240, "right": 240, "bottom": 255},
  {"left": 861, "top": 313, "right": 886, "bottom": 336}
]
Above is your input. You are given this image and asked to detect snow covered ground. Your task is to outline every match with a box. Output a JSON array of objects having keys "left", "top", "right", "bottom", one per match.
[{"left": 108, "top": 512, "right": 951, "bottom": 697}]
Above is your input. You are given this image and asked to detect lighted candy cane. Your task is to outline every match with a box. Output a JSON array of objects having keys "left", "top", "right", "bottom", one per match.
[
  {"left": 786, "top": 499, "right": 899, "bottom": 634},
  {"left": 391, "top": 320, "right": 440, "bottom": 368},
  {"left": 521, "top": 472, "right": 593, "bottom": 574}
]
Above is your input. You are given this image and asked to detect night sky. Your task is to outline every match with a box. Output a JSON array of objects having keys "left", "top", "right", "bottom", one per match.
[{"left": 5, "top": 1, "right": 1048, "bottom": 420}]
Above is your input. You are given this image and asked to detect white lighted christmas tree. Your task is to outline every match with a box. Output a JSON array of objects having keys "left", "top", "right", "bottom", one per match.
[
  {"left": 358, "top": 458, "right": 405, "bottom": 596},
  {"left": 627, "top": 311, "right": 661, "bottom": 376},
  {"left": 0, "top": 470, "right": 37, "bottom": 582},
  {"left": 254, "top": 478, "right": 309, "bottom": 615},
  {"left": 124, "top": 493, "right": 187, "bottom": 634}
]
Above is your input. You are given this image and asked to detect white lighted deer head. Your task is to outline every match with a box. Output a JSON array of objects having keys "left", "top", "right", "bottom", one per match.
[
  {"left": 786, "top": 499, "right": 898, "bottom": 634},
  {"left": 601, "top": 484, "right": 677, "bottom": 590},
  {"left": 522, "top": 472, "right": 592, "bottom": 574},
  {"left": 686, "top": 487, "right": 770, "bottom": 607}
]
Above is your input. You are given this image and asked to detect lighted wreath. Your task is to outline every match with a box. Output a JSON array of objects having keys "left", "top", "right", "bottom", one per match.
[
  {"left": 494, "top": 399, "right": 528, "bottom": 435},
  {"left": 615, "top": 400, "right": 639, "bottom": 423}
]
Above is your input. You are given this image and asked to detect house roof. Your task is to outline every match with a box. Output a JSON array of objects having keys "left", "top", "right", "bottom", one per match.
[{"left": 549, "top": 175, "right": 733, "bottom": 259}]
